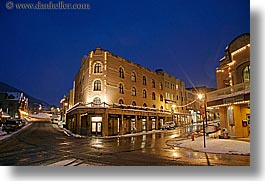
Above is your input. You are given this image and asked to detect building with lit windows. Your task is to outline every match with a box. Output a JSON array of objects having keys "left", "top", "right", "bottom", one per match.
[
  {"left": 0, "top": 92, "right": 28, "bottom": 119},
  {"left": 66, "top": 48, "right": 191, "bottom": 136},
  {"left": 206, "top": 33, "right": 250, "bottom": 138}
]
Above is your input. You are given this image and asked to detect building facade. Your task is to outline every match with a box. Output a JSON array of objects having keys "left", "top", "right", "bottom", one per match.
[
  {"left": 207, "top": 33, "right": 250, "bottom": 137},
  {"left": 66, "top": 48, "right": 191, "bottom": 136},
  {"left": 0, "top": 92, "right": 28, "bottom": 119}
]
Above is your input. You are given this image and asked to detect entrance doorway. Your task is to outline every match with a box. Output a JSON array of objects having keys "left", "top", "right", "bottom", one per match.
[{"left": 91, "top": 117, "right": 102, "bottom": 135}]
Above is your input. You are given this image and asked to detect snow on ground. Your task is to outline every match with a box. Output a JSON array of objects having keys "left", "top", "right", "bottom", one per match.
[
  {"left": 167, "top": 136, "right": 250, "bottom": 155},
  {"left": 29, "top": 113, "right": 51, "bottom": 119},
  {"left": 0, "top": 120, "right": 32, "bottom": 141}
]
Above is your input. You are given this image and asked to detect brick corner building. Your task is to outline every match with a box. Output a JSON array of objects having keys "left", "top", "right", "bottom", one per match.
[{"left": 66, "top": 48, "right": 191, "bottom": 136}]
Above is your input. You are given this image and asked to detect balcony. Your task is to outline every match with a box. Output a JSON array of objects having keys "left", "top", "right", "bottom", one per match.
[{"left": 206, "top": 82, "right": 250, "bottom": 103}]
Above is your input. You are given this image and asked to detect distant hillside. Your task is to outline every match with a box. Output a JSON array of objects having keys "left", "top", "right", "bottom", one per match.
[{"left": 0, "top": 82, "right": 50, "bottom": 107}]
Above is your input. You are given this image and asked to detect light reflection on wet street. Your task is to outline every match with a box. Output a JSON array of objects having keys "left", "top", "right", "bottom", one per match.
[{"left": 0, "top": 121, "right": 250, "bottom": 166}]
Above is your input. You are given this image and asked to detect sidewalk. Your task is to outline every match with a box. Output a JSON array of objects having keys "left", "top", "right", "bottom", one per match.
[
  {"left": 166, "top": 136, "right": 250, "bottom": 155},
  {"left": 59, "top": 126, "right": 250, "bottom": 156}
]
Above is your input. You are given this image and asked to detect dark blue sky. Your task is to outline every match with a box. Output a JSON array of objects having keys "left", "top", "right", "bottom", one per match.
[{"left": 0, "top": 0, "right": 250, "bottom": 106}]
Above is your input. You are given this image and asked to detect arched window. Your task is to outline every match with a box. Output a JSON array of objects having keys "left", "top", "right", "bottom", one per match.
[
  {"left": 143, "top": 76, "right": 147, "bottom": 85},
  {"left": 119, "top": 99, "right": 124, "bottom": 104},
  {"left": 132, "top": 101, "right": 136, "bottom": 106},
  {"left": 93, "top": 80, "right": 101, "bottom": 91},
  {"left": 143, "top": 103, "right": 147, "bottom": 107},
  {"left": 93, "top": 97, "right": 101, "bottom": 105},
  {"left": 119, "top": 83, "right": 124, "bottom": 94},
  {"left": 152, "top": 92, "right": 156, "bottom": 100},
  {"left": 243, "top": 65, "right": 250, "bottom": 83},
  {"left": 160, "top": 106, "right": 163, "bottom": 110},
  {"left": 160, "top": 82, "right": 163, "bottom": 90},
  {"left": 160, "top": 94, "right": 163, "bottom": 101},
  {"left": 152, "top": 105, "right": 156, "bottom": 108},
  {"left": 119, "top": 67, "right": 124, "bottom": 78},
  {"left": 152, "top": 79, "right": 155, "bottom": 88},
  {"left": 94, "top": 63, "right": 102, "bottom": 73},
  {"left": 132, "top": 87, "right": 136, "bottom": 96},
  {"left": 131, "top": 72, "right": 136, "bottom": 82},
  {"left": 143, "top": 89, "right": 147, "bottom": 98}
]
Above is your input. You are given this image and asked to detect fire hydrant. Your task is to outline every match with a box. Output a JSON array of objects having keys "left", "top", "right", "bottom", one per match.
[{"left": 191, "top": 133, "right": 195, "bottom": 141}]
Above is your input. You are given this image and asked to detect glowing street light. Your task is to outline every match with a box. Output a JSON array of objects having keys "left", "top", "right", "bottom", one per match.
[{"left": 198, "top": 93, "right": 207, "bottom": 148}]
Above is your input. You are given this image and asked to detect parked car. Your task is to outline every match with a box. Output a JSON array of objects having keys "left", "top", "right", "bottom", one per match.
[
  {"left": 161, "top": 121, "right": 175, "bottom": 130},
  {"left": 2, "top": 119, "right": 20, "bottom": 133},
  {"left": 15, "top": 118, "right": 26, "bottom": 128}
]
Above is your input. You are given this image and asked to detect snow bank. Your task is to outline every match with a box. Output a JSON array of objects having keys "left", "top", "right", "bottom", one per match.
[{"left": 167, "top": 136, "right": 250, "bottom": 155}]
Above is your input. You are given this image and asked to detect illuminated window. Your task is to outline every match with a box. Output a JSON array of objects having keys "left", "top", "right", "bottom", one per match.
[
  {"left": 132, "top": 87, "right": 136, "bottom": 96},
  {"left": 93, "top": 80, "right": 101, "bottom": 91},
  {"left": 152, "top": 79, "right": 155, "bottom": 88},
  {"left": 143, "top": 89, "right": 147, "bottom": 98},
  {"left": 119, "top": 83, "right": 124, "bottom": 94},
  {"left": 160, "top": 82, "right": 163, "bottom": 90},
  {"left": 143, "top": 76, "right": 147, "bottom": 85},
  {"left": 119, "top": 67, "right": 124, "bottom": 78},
  {"left": 152, "top": 92, "right": 156, "bottom": 100},
  {"left": 131, "top": 72, "right": 136, "bottom": 82},
  {"left": 243, "top": 65, "right": 250, "bottom": 83},
  {"left": 94, "top": 63, "right": 102, "bottom": 73}
]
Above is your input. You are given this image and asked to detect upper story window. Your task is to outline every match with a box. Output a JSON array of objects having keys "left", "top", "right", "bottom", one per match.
[
  {"left": 131, "top": 72, "right": 136, "bottom": 82},
  {"left": 132, "top": 101, "right": 136, "bottom": 106},
  {"left": 160, "top": 82, "right": 163, "bottom": 90},
  {"left": 119, "top": 67, "right": 124, "bottom": 78},
  {"left": 93, "top": 80, "right": 101, "bottom": 91},
  {"left": 143, "top": 89, "right": 147, "bottom": 98},
  {"left": 151, "top": 79, "right": 155, "bottom": 88},
  {"left": 160, "top": 94, "right": 163, "bottom": 101},
  {"left": 132, "top": 87, "right": 136, "bottom": 96},
  {"left": 143, "top": 103, "right": 147, "bottom": 107},
  {"left": 152, "top": 92, "right": 156, "bottom": 100},
  {"left": 94, "top": 63, "right": 102, "bottom": 73},
  {"left": 243, "top": 65, "right": 250, "bottom": 83},
  {"left": 119, "top": 83, "right": 124, "bottom": 94},
  {"left": 143, "top": 76, "right": 147, "bottom": 85}
]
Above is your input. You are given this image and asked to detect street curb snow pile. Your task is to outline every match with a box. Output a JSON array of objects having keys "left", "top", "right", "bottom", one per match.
[{"left": 167, "top": 136, "right": 250, "bottom": 155}]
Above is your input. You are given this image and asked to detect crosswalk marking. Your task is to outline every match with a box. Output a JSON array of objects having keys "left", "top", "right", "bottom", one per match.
[{"left": 46, "top": 158, "right": 106, "bottom": 166}]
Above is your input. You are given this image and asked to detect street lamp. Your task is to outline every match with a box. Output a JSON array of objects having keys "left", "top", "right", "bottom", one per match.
[{"left": 198, "top": 93, "right": 207, "bottom": 148}]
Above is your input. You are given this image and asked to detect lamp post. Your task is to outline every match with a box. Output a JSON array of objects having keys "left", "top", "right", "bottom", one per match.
[{"left": 198, "top": 93, "right": 206, "bottom": 148}]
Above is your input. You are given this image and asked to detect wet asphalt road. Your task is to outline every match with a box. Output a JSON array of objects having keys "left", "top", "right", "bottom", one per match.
[{"left": 0, "top": 120, "right": 250, "bottom": 166}]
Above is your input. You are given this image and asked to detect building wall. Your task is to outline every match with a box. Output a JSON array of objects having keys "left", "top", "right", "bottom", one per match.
[
  {"left": 67, "top": 48, "right": 191, "bottom": 136},
  {"left": 214, "top": 33, "right": 250, "bottom": 138},
  {"left": 74, "top": 48, "right": 187, "bottom": 113}
]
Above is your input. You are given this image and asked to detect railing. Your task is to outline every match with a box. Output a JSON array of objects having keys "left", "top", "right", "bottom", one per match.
[{"left": 206, "top": 82, "right": 250, "bottom": 102}]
